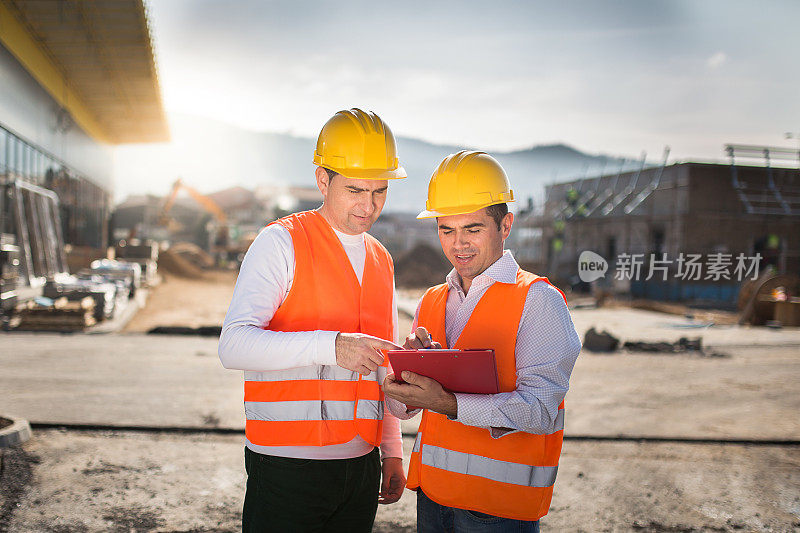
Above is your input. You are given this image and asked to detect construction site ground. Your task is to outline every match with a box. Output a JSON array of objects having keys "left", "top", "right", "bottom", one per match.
[
  {"left": 122, "top": 270, "right": 238, "bottom": 333},
  {"left": 1, "top": 273, "right": 799, "bottom": 532}
]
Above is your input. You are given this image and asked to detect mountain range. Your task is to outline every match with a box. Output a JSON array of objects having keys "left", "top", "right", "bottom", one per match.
[{"left": 114, "top": 113, "right": 647, "bottom": 212}]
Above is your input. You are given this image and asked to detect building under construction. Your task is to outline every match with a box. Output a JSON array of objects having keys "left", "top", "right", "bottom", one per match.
[
  {"left": 517, "top": 146, "right": 800, "bottom": 307},
  {"left": 0, "top": 0, "right": 168, "bottom": 311}
]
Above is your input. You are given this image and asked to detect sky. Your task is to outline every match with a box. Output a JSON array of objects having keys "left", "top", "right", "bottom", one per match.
[{"left": 143, "top": 0, "right": 800, "bottom": 165}]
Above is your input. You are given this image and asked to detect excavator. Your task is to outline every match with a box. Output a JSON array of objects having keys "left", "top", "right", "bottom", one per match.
[
  {"left": 159, "top": 178, "right": 227, "bottom": 227},
  {"left": 158, "top": 178, "right": 245, "bottom": 266}
]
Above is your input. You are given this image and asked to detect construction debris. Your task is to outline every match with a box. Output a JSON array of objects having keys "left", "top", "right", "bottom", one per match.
[
  {"left": 737, "top": 272, "right": 800, "bottom": 326},
  {"left": 583, "top": 327, "right": 620, "bottom": 352},
  {"left": 582, "top": 327, "right": 728, "bottom": 357},
  {"left": 86, "top": 259, "right": 141, "bottom": 297},
  {"left": 43, "top": 277, "right": 119, "bottom": 321},
  {"left": 628, "top": 299, "right": 737, "bottom": 325},
  {"left": 622, "top": 337, "right": 728, "bottom": 357},
  {"left": 12, "top": 296, "right": 96, "bottom": 331},
  {"left": 774, "top": 300, "right": 800, "bottom": 327},
  {"left": 65, "top": 245, "right": 112, "bottom": 274},
  {"left": 168, "top": 242, "right": 215, "bottom": 269},
  {"left": 623, "top": 337, "right": 701, "bottom": 353},
  {"left": 115, "top": 240, "right": 159, "bottom": 286},
  {"left": 157, "top": 248, "right": 206, "bottom": 279}
]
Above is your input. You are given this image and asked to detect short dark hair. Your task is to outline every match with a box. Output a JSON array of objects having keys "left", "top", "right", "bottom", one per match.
[
  {"left": 485, "top": 203, "right": 509, "bottom": 230},
  {"left": 322, "top": 167, "right": 338, "bottom": 182}
]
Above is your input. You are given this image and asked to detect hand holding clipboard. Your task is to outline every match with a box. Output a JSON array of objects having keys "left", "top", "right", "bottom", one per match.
[
  {"left": 386, "top": 349, "right": 500, "bottom": 395},
  {"left": 381, "top": 327, "right": 500, "bottom": 415}
]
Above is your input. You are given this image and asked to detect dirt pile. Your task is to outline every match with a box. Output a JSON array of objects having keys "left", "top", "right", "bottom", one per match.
[
  {"left": 122, "top": 270, "right": 236, "bottom": 333},
  {"left": 169, "top": 242, "right": 215, "bottom": 269},
  {"left": 394, "top": 243, "right": 451, "bottom": 288},
  {"left": 157, "top": 248, "right": 206, "bottom": 279}
]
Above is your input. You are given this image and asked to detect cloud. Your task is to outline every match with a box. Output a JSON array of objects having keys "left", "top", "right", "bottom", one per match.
[
  {"left": 144, "top": 0, "right": 800, "bottom": 163},
  {"left": 707, "top": 52, "right": 728, "bottom": 69}
]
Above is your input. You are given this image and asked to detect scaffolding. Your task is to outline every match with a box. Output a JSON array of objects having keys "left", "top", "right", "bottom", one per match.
[
  {"left": 584, "top": 157, "right": 629, "bottom": 217},
  {"left": 726, "top": 144, "right": 800, "bottom": 216},
  {"left": 1, "top": 180, "right": 69, "bottom": 311},
  {"left": 623, "top": 147, "right": 671, "bottom": 214},
  {"left": 549, "top": 146, "right": 670, "bottom": 220},
  {"left": 554, "top": 167, "right": 590, "bottom": 219},
  {"left": 601, "top": 153, "right": 648, "bottom": 216},
  {"left": 0, "top": 122, "right": 111, "bottom": 248}
]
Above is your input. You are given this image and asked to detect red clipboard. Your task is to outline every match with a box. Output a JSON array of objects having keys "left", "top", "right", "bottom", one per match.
[{"left": 386, "top": 349, "right": 499, "bottom": 394}]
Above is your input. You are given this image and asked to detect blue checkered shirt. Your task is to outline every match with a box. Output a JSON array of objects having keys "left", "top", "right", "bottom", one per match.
[{"left": 386, "top": 250, "right": 582, "bottom": 437}]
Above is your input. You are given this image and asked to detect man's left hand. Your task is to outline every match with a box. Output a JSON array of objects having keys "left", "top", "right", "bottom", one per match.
[
  {"left": 382, "top": 372, "right": 458, "bottom": 417},
  {"left": 378, "top": 457, "right": 405, "bottom": 505}
]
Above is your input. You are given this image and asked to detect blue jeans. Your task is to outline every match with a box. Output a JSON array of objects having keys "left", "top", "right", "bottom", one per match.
[{"left": 417, "top": 490, "right": 541, "bottom": 533}]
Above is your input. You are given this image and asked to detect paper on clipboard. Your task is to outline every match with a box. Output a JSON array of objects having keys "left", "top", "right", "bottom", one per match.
[{"left": 386, "top": 349, "right": 499, "bottom": 394}]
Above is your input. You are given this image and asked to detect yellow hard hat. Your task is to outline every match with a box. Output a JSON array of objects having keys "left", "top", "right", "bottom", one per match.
[
  {"left": 313, "top": 108, "right": 407, "bottom": 180},
  {"left": 417, "top": 150, "right": 514, "bottom": 219}
]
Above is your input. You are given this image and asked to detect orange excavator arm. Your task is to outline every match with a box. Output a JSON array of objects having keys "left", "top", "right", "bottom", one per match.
[{"left": 160, "top": 178, "right": 227, "bottom": 225}]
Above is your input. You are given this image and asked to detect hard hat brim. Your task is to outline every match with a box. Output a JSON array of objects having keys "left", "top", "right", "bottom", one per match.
[
  {"left": 324, "top": 165, "right": 407, "bottom": 181},
  {"left": 416, "top": 206, "right": 480, "bottom": 219},
  {"left": 416, "top": 209, "right": 447, "bottom": 219},
  {"left": 416, "top": 199, "right": 514, "bottom": 219}
]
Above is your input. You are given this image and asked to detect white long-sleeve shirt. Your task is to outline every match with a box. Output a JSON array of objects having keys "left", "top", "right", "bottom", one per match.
[
  {"left": 219, "top": 219, "right": 403, "bottom": 460},
  {"left": 386, "top": 251, "right": 581, "bottom": 438}
]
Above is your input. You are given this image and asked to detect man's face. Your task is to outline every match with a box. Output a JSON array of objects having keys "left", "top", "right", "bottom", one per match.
[
  {"left": 437, "top": 208, "right": 513, "bottom": 287},
  {"left": 316, "top": 167, "right": 388, "bottom": 235}
]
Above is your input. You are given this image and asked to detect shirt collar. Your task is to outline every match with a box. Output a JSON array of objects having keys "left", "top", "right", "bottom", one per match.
[
  {"left": 331, "top": 226, "right": 365, "bottom": 246},
  {"left": 446, "top": 250, "right": 519, "bottom": 293}
]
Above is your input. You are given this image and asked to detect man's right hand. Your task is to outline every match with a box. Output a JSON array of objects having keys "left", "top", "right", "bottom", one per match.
[
  {"left": 403, "top": 326, "right": 442, "bottom": 350},
  {"left": 335, "top": 333, "right": 401, "bottom": 375}
]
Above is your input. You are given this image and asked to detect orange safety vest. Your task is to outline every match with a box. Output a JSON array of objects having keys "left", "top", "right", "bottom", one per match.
[
  {"left": 243, "top": 210, "right": 394, "bottom": 447},
  {"left": 407, "top": 269, "right": 567, "bottom": 521}
]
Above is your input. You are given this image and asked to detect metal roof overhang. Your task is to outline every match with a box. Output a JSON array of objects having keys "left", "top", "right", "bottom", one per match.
[{"left": 0, "top": 0, "right": 169, "bottom": 144}]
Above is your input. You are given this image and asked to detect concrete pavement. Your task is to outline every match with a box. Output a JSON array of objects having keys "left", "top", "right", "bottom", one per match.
[
  {"left": 3, "top": 429, "right": 798, "bottom": 532},
  {"left": 2, "top": 307, "right": 800, "bottom": 531},
  {"left": 2, "top": 308, "right": 799, "bottom": 440}
]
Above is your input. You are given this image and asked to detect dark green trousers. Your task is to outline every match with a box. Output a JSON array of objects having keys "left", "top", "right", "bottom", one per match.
[{"left": 242, "top": 446, "right": 381, "bottom": 533}]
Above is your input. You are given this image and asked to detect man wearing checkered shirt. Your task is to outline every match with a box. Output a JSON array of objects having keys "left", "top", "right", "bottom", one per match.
[{"left": 383, "top": 151, "right": 582, "bottom": 532}]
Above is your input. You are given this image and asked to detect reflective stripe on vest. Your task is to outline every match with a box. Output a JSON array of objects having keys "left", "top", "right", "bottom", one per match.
[
  {"left": 245, "top": 399, "right": 383, "bottom": 421},
  {"left": 421, "top": 444, "right": 559, "bottom": 488},
  {"left": 412, "top": 406, "right": 561, "bottom": 451},
  {"left": 244, "top": 366, "right": 386, "bottom": 384}
]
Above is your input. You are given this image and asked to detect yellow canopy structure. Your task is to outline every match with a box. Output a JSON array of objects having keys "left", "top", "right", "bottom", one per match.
[{"left": 0, "top": 0, "right": 169, "bottom": 144}]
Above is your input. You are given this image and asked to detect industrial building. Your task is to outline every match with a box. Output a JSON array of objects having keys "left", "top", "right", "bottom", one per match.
[
  {"left": 516, "top": 146, "right": 800, "bottom": 306},
  {"left": 0, "top": 0, "right": 168, "bottom": 309}
]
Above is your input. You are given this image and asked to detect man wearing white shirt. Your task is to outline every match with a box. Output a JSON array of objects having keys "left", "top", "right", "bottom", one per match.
[{"left": 219, "top": 108, "right": 406, "bottom": 532}]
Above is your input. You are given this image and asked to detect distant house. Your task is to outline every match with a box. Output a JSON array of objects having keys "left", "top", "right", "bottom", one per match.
[
  {"left": 370, "top": 212, "right": 439, "bottom": 258},
  {"left": 515, "top": 155, "right": 800, "bottom": 306},
  {"left": 208, "top": 186, "right": 266, "bottom": 224},
  {"left": 255, "top": 184, "right": 322, "bottom": 220}
]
